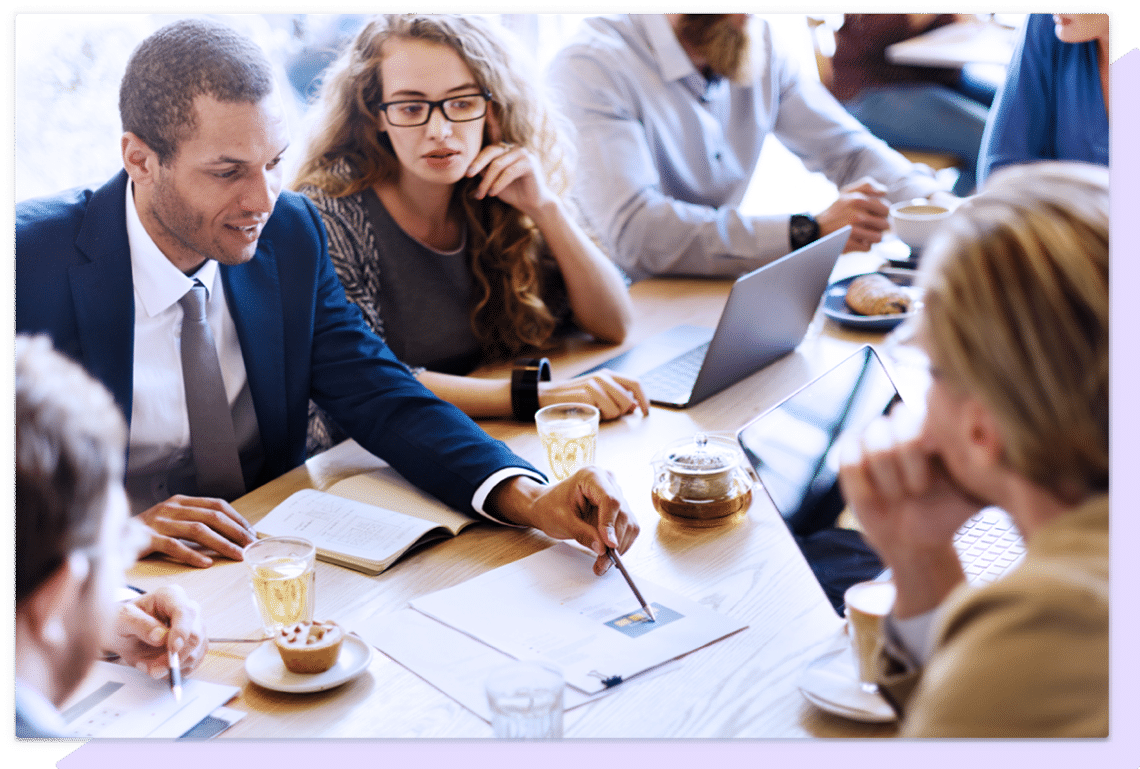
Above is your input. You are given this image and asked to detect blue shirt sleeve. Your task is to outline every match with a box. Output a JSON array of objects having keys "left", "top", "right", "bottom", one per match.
[{"left": 979, "top": 14, "right": 1108, "bottom": 185}]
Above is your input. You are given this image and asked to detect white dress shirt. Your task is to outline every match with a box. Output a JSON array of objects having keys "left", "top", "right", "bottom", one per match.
[
  {"left": 122, "top": 183, "right": 536, "bottom": 521},
  {"left": 123, "top": 183, "right": 259, "bottom": 514},
  {"left": 547, "top": 15, "right": 946, "bottom": 280},
  {"left": 884, "top": 607, "right": 940, "bottom": 668}
]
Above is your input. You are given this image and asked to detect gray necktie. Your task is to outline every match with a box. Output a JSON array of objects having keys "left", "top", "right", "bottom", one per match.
[{"left": 178, "top": 280, "right": 246, "bottom": 500}]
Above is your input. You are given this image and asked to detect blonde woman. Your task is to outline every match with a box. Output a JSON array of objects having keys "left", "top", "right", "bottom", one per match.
[
  {"left": 294, "top": 15, "right": 646, "bottom": 452},
  {"left": 838, "top": 161, "right": 1108, "bottom": 736}
]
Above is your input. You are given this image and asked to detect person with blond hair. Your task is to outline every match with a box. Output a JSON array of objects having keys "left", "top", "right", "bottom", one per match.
[
  {"left": 16, "top": 334, "right": 207, "bottom": 738},
  {"left": 294, "top": 14, "right": 646, "bottom": 453},
  {"left": 838, "top": 161, "right": 1108, "bottom": 736}
]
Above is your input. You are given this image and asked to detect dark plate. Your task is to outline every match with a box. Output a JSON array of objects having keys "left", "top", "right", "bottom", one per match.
[{"left": 823, "top": 270, "right": 919, "bottom": 331}]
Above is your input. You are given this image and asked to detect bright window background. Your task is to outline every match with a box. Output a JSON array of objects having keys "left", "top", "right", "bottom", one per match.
[{"left": 14, "top": 13, "right": 838, "bottom": 212}]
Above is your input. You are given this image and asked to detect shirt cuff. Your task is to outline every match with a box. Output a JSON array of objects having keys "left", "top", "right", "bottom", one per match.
[
  {"left": 885, "top": 607, "right": 938, "bottom": 667},
  {"left": 471, "top": 467, "right": 548, "bottom": 526}
]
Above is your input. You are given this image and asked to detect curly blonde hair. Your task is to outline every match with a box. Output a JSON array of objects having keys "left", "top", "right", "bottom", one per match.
[{"left": 292, "top": 14, "right": 575, "bottom": 360}]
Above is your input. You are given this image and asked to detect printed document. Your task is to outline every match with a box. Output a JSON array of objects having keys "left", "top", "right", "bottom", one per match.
[
  {"left": 410, "top": 542, "right": 747, "bottom": 694},
  {"left": 58, "top": 660, "right": 239, "bottom": 738}
]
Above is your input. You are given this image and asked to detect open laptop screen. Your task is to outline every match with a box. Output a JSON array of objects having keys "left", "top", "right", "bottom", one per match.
[{"left": 736, "top": 346, "right": 902, "bottom": 536}]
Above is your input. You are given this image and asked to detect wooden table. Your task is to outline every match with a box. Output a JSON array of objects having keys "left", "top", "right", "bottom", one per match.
[
  {"left": 127, "top": 251, "right": 920, "bottom": 739},
  {"left": 886, "top": 18, "right": 1017, "bottom": 68}
]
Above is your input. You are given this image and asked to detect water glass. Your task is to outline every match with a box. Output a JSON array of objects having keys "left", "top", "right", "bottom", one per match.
[{"left": 485, "top": 661, "right": 564, "bottom": 738}]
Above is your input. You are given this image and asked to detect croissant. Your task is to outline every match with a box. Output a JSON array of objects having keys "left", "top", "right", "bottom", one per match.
[{"left": 845, "top": 274, "right": 910, "bottom": 316}]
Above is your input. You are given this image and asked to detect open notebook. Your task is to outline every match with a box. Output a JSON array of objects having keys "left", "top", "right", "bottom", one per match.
[{"left": 255, "top": 465, "right": 477, "bottom": 575}]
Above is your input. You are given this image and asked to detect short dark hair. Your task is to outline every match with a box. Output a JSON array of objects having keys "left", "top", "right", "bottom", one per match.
[
  {"left": 119, "top": 17, "right": 276, "bottom": 163},
  {"left": 16, "top": 335, "right": 127, "bottom": 607}
]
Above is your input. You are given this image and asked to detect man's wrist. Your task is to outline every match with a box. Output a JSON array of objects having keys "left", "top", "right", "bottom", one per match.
[{"left": 485, "top": 475, "right": 546, "bottom": 528}]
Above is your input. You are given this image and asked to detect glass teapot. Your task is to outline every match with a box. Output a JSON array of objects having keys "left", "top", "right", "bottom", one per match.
[{"left": 650, "top": 433, "right": 756, "bottom": 527}]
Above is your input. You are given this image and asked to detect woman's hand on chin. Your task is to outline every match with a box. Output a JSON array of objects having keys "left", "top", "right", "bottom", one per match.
[{"left": 466, "top": 142, "right": 554, "bottom": 218}]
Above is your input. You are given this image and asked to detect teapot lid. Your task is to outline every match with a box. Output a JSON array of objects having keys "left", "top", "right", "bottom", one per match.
[{"left": 661, "top": 433, "right": 742, "bottom": 476}]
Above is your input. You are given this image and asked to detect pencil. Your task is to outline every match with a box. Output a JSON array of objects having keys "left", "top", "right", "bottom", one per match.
[
  {"left": 169, "top": 648, "right": 182, "bottom": 702},
  {"left": 607, "top": 547, "right": 656, "bottom": 622}
]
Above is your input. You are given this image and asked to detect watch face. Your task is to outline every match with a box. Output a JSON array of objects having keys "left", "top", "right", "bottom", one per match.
[{"left": 791, "top": 214, "right": 819, "bottom": 248}]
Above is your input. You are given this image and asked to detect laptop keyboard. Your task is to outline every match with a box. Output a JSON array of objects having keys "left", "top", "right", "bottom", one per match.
[
  {"left": 954, "top": 508, "right": 1026, "bottom": 584},
  {"left": 640, "top": 342, "right": 710, "bottom": 401}
]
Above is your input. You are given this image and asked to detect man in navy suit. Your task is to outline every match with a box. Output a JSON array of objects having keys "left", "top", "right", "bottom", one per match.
[{"left": 16, "top": 18, "right": 637, "bottom": 575}]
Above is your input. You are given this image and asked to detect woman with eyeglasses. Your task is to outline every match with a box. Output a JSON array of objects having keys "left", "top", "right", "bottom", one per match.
[{"left": 293, "top": 14, "right": 646, "bottom": 453}]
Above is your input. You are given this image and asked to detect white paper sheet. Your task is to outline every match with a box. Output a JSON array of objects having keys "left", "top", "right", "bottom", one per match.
[
  {"left": 58, "top": 660, "right": 239, "bottom": 738},
  {"left": 356, "top": 608, "right": 642, "bottom": 721},
  {"left": 409, "top": 543, "right": 748, "bottom": 694}
]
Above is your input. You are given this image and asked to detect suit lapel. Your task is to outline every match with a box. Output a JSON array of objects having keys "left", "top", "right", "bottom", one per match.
[
  {"left": 70, "top": 171, "right": 136, "bottom": 423},
  {"left": 222, "top": 237, "right": 288, "bottom": 463}
]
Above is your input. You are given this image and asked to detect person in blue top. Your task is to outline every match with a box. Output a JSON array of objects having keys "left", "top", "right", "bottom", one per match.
[{"left": 978, "top": 14, "right": 1109, "bottom": 184}]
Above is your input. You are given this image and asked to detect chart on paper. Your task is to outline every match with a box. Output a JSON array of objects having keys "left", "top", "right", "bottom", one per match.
[{"left": 59, "top": 660, "right": 239, "bottom": 738}]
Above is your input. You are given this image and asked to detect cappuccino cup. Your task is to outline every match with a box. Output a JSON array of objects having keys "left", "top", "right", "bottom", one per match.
[
  {"left": 844, "top": 579, "right": 897, "bottom": 692},
  {"left": 889, "top": 199, "right": 953, "bottom": 254}
]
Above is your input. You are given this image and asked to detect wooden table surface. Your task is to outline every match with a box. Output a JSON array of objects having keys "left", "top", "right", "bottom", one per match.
[{"left": 127, "top": 250, "right": 921, "bottom": 739}]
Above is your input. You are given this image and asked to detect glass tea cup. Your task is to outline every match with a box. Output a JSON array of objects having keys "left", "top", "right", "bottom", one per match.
[
  {"left": 535, "top": 403, "right": 599, "bottom": 480},
  {"left": 243, "top": 536, "right": 316, "bottom": 636}
]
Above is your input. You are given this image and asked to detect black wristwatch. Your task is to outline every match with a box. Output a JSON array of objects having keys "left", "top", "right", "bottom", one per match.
[
  {"left": 511, "top": 357, "right": 551, "bottom": 421},
  {"left": 789, "top": 213, "right": 821, "bottom": 251}
]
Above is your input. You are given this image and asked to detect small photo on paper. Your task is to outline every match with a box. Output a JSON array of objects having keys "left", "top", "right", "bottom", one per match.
[{"left": 605, "top": 603, "right": 682, "bottom": 638}]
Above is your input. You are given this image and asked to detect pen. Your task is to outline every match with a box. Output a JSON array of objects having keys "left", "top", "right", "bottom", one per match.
[
  {"left": 607, "top": 547, "right": 656, "bottom": 622},
  {"left": 168, "top": 648, "right": 182, "bottom": 702}
]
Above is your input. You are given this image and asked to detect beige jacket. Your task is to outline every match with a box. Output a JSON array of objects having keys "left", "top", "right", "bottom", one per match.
[{"left": 878, "top": 494, "right": 1108, "bottom": 737}]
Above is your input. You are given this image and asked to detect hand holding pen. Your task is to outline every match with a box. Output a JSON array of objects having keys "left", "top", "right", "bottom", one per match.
[
  {"left": 106, "top": 584, "right": 207, "bottom": 694},
  {"left": 607, "top": 548, "right": 656, "bottom": 622}
]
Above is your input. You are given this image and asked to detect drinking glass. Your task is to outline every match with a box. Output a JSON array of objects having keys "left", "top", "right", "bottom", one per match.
[
  {"left": 485, "top": 661, "right": 564, "bottom": 739},
  {"left": 243, "top": 536, "right": 316, "bottom": 635},
  {"left": 535, "top": 403, "right": 599, "bottom": 480},
  {"left": 844, "top": 579, "right": 897, "bottom": 693}
]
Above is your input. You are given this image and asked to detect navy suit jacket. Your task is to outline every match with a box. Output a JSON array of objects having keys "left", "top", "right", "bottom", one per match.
[{"left": 16, "top": 170, "right": 538, "bottom": 515}]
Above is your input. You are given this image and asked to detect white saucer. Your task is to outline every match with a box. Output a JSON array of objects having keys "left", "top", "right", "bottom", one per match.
[
  {"left": 245, "top": 633, "right": 373, "bottom": 693},
  {"left": 796, "top": 646, "right": 896, "bottom": 723}
]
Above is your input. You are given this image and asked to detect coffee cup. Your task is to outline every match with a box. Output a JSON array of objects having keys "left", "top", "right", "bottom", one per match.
[
  {"left": 843, "top": 579, "right": 897, "bottom": 693},
  {"left": 889, "top": 199, "right": 953, "bottom": 256}
]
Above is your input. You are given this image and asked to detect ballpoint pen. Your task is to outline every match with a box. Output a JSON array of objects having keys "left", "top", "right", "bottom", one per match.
[
  {"left": 607, "top": 547, "right": 656, "bottom": 622},
  {"left": 168, "top": 648, "right": 182, "bottom": 702}
]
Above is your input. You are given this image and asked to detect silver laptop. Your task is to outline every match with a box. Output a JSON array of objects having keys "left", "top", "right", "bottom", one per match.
[
  {"left": 736, "top": 345, "right": 1025, "bottom": 586},
  {"left": 584, "top": 226, "right": 851, "bottom": 407}
]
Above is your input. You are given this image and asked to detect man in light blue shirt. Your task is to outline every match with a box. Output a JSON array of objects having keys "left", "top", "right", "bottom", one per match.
[{"left": 548, "top": 14, "right": 950, "bottom": 281}]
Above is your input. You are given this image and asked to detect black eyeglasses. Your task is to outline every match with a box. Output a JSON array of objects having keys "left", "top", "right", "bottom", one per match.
[{"left": 377, "top": 91, "right": 492, "bottom": 127}]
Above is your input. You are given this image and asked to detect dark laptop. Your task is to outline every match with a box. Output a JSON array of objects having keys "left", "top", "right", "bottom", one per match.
[
  {"left": 736, "top": 345, "right": 1025, "bottom": 605},
  {"left": 583, "top": 226, "right": 851, "bottom": 407}
]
